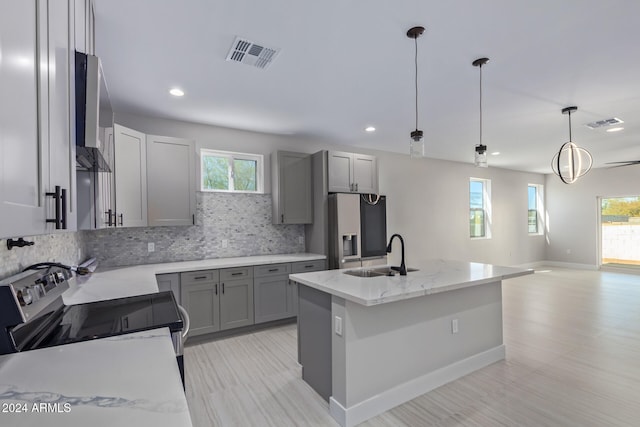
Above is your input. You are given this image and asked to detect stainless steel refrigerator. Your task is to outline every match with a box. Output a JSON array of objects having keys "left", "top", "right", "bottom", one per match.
[{"left": 328, "top": 193, "right": 387, "bottom": 269}]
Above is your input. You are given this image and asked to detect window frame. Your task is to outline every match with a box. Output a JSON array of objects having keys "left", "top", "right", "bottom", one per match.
[
  {"left": 528, "top": 183, "right": 544, "bottom": 235},
  {"left": 469, "top": 177, "right": 492, "bottom": 239},
  {"left": 200, "top": 149, "right": 264, "bottom": 194}
]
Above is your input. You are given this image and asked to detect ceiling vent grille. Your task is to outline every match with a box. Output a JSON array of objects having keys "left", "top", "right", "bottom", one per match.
[
  {"left": 225, "top": 36, "right": 280, "bottom": 70},
  {"left": 585, "top": 117, "right": 624, "bottom": 129}
]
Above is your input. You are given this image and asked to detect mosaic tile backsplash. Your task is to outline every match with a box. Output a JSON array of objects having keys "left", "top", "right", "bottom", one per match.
[
  {"left": 0, "top": 232, "right": 86, "bottom": 279},
  {"left": 83, "top": 192, "right": 305, "bottom": 267},
  {"left": 1, "top": 192, "right": 304, "bottom": 278}
]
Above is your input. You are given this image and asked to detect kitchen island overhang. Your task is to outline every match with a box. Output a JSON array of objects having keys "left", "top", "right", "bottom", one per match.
[{"left": 290, "top": 259, "right": 533, "bottom": 427}]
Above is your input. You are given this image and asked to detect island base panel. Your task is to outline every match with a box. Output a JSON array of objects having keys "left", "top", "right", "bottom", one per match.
[{"left": 298, "top": 285, "right": 332, "bottom": 401}]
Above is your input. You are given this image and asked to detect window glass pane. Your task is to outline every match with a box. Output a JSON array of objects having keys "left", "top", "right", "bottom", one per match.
[
  {"left": 470, "top": 181, "right": 484, "bottom": 209},
  {"left": 528, "top": 185, "right": 538, "bottom": 233},
  {"left": 233, "top": 159, "right": 257, "bottom": 191},
  {"left": 470, "top": 209, "right": 485, "bottom": 237},
  {"left": 470, "top": 180, "right": 485, "bottom": 237},
  {"left": 202, "top": 156, "right": 230, "bottom": 190}
]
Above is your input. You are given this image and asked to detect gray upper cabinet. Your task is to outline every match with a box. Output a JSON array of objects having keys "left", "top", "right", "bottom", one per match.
[
  {"left": 114, "top": 124, "right": 148, "bottom": 227},
  {"left": 0, "top": 0, "right": 76, "bottom": 238},
  {"left": 327, "top": 151, "right": 378, "bottom": 194},
  {"left": 0, "top": 0, "right": 44, "bottom": 238},
  {"left": 146, "top": 135, "right": 196, "bottom": 226},
  {"left": 271, "top": 151, "right": 312, "bottom": 224}
]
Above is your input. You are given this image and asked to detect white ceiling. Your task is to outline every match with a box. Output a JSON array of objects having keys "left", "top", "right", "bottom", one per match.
[{"left": 94, "top": 0, "right": 640, "bottom": 174}]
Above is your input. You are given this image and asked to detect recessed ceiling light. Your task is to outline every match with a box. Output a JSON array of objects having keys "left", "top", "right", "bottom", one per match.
[
  {"left": 606, "top": 127, "right": 624, "bottom": 133},
  {"left": 491, "top": 151, "right": 500, "bottom": 156},
  {"left": 365, "top": 126, "right": 376, "bottom": 132},
  {"left": 169, "top": 88, "right": 184, "bottom": 97}
]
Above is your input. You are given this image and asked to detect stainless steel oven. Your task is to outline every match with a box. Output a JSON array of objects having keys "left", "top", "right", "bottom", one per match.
[{"left": 0, "top": 266, "right": 188, "bottom": 386}]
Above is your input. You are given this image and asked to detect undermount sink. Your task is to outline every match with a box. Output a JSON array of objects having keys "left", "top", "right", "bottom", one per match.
[{"left": 343, "top": 267, "right": 419, "bottom": 278}]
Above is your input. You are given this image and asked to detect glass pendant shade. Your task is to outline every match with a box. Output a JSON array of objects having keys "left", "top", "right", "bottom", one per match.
[
  {"left": 410, "top": 129, "right": 425, "bottom": 158},
  {"left": 474, "top": 144, "right": 488, "bottom": 168}
]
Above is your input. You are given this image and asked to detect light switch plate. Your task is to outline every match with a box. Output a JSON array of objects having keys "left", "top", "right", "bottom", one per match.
[
  {"left": 148, "top": 242, "right": 155, "bottom": 252},
  {"left": 222, "top": 239, "right": 229, "bottom": 248},
  {"left": 335, "top": 316, "right": 343, "bottom": 336}
]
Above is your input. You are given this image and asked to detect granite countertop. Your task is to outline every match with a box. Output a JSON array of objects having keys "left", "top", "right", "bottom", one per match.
[
  {"left": 0, "top": 328, "right": 191, "bottom": 427},
  {"left": 63, "top": 253, "right": 325, "bottom": 305},
  {"left": 289, "top": 259, "right": 532, "bottom": 306}
]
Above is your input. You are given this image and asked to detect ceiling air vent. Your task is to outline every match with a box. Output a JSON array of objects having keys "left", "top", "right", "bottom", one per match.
[
  {"left": 585, "top": 117, "right": 624, "bottom": 129},
  {"left": 225, "top": 36, "right": 280, "bottom": 70}
]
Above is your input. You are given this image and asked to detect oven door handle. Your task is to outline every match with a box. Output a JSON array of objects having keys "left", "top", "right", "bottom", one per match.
[{"left": 178, "top": 304, "right": 190, "bottom": 339}]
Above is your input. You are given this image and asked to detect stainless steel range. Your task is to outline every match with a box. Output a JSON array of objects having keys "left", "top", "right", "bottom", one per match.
[{"left": 0, "top": 266, "right": 188, "bottom": 385}]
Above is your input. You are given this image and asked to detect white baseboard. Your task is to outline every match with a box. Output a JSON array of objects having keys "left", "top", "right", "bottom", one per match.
[
  {"left": 329, "top": 345, "right": 505, "bottom": 427},
  {"left": 511, "top": 260, "right": 598, "bottom": 271}
]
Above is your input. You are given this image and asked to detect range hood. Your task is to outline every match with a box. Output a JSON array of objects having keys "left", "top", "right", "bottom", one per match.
[{"left": 75, "top": 51, "right": 114, "bottom": 172}]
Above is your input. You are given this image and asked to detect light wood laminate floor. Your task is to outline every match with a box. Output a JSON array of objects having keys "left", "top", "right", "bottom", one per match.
[{"left": 184, "top": 267, "right": 640, "bottom": 426}]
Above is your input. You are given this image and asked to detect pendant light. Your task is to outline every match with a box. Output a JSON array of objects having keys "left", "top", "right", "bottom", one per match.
[
  {"left": 551, "top": 106, "right": 592, "bottom": 184},
  {"left": 407, "top": 26, "right": 425, "bottom": 158},
  {"left": 472, "top": 57, "right": 489, "bottom": 167}
]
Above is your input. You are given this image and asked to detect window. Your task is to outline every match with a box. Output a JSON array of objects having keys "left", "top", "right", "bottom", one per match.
[
  {"left": 528, "top": 184, "right": 543, "bottom": 235},
  {"left": 470, "top": 178, "right": 491, "bottom": 239},
  {"left": 201, "top": 149, "right": 264, "bottom": 193}
]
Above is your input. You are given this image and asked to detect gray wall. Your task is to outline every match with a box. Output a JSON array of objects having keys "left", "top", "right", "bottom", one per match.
[
  {"left": 545, "top": 165, "right": 640, "bottom": 267},
  {"left": 378, "top": 153, "right": 546, "bottom": 266}
]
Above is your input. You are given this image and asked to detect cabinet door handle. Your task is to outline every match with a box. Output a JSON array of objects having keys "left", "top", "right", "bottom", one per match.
[
  {"left": 215, "top": 284, "right": 218, "bottom": 295},
  {"left": 192, "top": 214, "right": 195, "bottom": 225},
  {"left": 231, "top": 272, "right": 243, "bottom": 276},
  {"left": 268, "top": 268, "right": 279, "bottom": 272},
  {"left": 222, "top": 283, "right": 225, "bottom": 294},
  {"left": 61, "top": 188, "right": 67, "bottom": 229},
  {"left": 193, "top": 276, "right": 207, "bottom": 280},
  {"left": 304, "top": 265, "right": 314, "bottom": 269},
  {"left": 105, "top": 209, "right": 113, "bottom": 227},
  {"left": 355, "top": 183, "right": 358, "bottom": 192},
  {"left": 118, "top": 213, "right": 124, "bottom": 226},
  {"left": 46, "top": 186, "right": 64, "bottom": 229},
  {"left": 281, "top": 213, "right": 284, "bottom": 223}
]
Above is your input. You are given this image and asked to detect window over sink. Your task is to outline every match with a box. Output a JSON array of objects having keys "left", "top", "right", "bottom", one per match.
[{"left": 200, "top": 149, "right": 264, "bottom": 193}]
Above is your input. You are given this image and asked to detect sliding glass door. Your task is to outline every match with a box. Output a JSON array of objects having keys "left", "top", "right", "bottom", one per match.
[{"left": 600, "top": 196, "right": 640, "bottom": 267}]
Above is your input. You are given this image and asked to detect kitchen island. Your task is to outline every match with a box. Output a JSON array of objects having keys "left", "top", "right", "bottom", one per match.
[{"left": 289, "top": 259, "right": 532, "bottom": 427}]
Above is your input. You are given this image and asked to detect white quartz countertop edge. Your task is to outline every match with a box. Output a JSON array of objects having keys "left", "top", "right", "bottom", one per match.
[
  {"left": 64, "top": 253, "right": 325, "bottom": 305},
  {"left": 289, "top": 260, "right": 533, "bottom": 306},
  {"left": 0, "top": 328, "right": 191, "bottom": 427}
]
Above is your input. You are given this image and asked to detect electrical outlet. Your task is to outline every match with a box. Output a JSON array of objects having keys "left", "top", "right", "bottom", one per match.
[
  {"left": 451, "top": 319, "right": 459, "bottom": 334},
  {"left": 148, "top": 242, "right": 155, "bottom": 252},
  {"left": 222, "top": 239, "right": 229, "bottom": 248},
  {"left": 335, "top": 316, "right": 343, "bottom": 336},
  {"left": 299, "top": 236, "right": 304, "bottom": 245}
]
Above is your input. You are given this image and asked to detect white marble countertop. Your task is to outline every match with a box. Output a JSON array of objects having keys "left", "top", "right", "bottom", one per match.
[
  {"left": 0, "top": 328, "right": 191, "bottom": 427},
  {"left": 63, "top": 253, "right": 325, "bottom": 305},
  {"left": 289, "top": 259, "right": 532, "bottom": 306}
]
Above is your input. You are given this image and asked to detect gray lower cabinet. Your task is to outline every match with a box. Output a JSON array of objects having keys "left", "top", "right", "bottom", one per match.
[
  {"left": 180, "top": 270, "right": 220, "bottom": 336},
  {"left": 219, "top": 267, "right": 254, "bottom": 330},
  {"left": 161, "top": 259, "right": 326, "bottom": 338},
  {"left": 156, "top": 273, "right": 181, "bottom": 304},
  {"left": 254, "top": 263, "right": 292, "bottom": 323}
]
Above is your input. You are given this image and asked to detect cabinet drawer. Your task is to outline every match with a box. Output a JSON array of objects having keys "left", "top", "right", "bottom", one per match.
[
  {"left": 181, "top": 269, "right": 219, "bottom": 285},
  {"left": 220, "top": 266, "right": 253, "bottom": 281},
  {"left": 291, "top": 260, "right": 326, "bottom": 273},
  {"left": 254, "top": 263, "right": 291, "bottom": 278}
]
